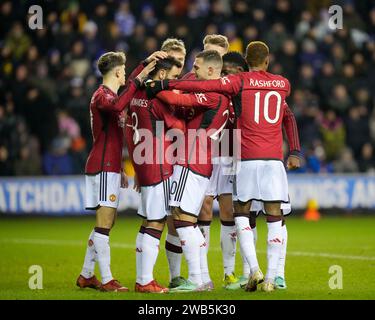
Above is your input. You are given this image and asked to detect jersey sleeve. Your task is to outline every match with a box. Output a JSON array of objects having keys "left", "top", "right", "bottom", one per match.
[
  {"left": 126, "top": 61, "right": 147, "bottom": 84},
  {"left": 167, "top": 74, "right": 242, "bottom": 96},
  {"left": 156, "top": 91, "right": 218, "bottom": 109},
  {"left": 282, "top": 102, "right": 301, "bottom": 156},
  {"left": 97, "top": 79, "right": 140, "bottom": 112}
]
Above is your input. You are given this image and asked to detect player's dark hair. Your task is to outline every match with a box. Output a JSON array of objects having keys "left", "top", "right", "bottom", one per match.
[
  {"left": 196, "top": 50, "right": 223, "bottom": 67},
  {"left": 245, "top": 41, "right": 269, "bottom": 68},
  {"left": 149, "top": 56, "right": 182, "bottom": 78},
  {"left": 223, "top": 51, "right": 249, "bottom": 72},
  {"left": 97, "top": 51, "right": 126, "bottom": 76}
]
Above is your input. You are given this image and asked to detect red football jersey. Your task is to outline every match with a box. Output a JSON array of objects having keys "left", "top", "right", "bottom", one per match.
[
  {"left": 85, "top": 81, "right": 140, "bottom": 174},
  {"left": 157, "top": 91, "right": 231, "bottom": 177},
  {"left": 167, "top": 70, "right": 300, "bottom": 161},
  {"left": 125, "top": 88, "right": 185, "bottom": 186}
]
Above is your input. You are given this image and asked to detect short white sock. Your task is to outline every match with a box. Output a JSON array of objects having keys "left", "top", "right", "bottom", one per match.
[
  {"left": 93, "top": 232, "right": 113, "bottom": 284},
  {"left": 140, "top": 231, "right": 160, "bottom": 285},
  {"left": 276, "top": 224, "right": 288, "bottom": 278},
  {"left": 81, "top": 230, "right": 96, "bottom": 279},
  {"left": 165, "top": 234, "right": 182, "bottom": 281},
  {"left": 235, "top": 216, "right": 259, "bottom": 274},
  {"left": 195, "top": 227, "right": 211, "bottom": 283},
  {"left": 266, "top": 220, "right": 283, "bottom": 282},
  {"left": 135, "top": 229, "right": 144, "bottom": 284},
  {"left": 198, "top": 224, "right": 211, "bottom": 251},
  {"left": 220, "top": 223, "right": 236, "bottom": 276},
  {"left": 176, "top": 225, "right": 202, "bottom": 286}
]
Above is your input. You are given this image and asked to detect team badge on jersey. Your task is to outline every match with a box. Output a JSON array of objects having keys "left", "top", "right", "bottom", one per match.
[{"left": 109, "top": 194, "right": 117, "bottom": 202}]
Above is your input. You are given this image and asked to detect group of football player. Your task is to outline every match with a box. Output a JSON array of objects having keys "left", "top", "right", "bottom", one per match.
[{"left": 76, "top": 34, "right": 301, "bottom": 294}]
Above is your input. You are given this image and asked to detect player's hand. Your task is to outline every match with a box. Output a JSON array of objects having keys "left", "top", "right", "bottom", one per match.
[
  {"left": 133, "top": 174, "right": 141, "bottom": 192},
  {"left": 133, "top": 174, "right": 141, "bottom": 193},
  {"left": 121, "top": 171, "right": 129, "bottom": 188},
  {"left": 287, "top": 155, "right": 300, "bottom": 170},
  {"left": 136, "top": 60, "right": 157, "bottom": 83},
  {"left": 145, "top": 80, "right": 169, "bottom": 99},
  {"left": 145, "top": 51, "right": 168, "bottom": 64}
]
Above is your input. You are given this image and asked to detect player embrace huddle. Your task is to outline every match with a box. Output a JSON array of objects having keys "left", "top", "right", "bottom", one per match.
[{"left": 76, "top": 35, "right": 301, "bottom": 293}]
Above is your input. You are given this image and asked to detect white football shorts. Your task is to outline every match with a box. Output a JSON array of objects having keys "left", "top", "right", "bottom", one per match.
[
  {"left": 85, "top": 172, "right": 121, "bottom": 210},
  {"left": 137, "top": 178, "right": 171, "bottom": 221},
  {"left": 169, "top": 165, "right": 210, "bottom": 217},
  {"left": 205, "top": 157, "right": 234, "bottom": 198},
  {"left": 233, "top": 160, "right": 289, "bottom": 203}
]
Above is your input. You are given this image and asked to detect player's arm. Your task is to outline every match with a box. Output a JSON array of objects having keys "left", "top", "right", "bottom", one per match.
[
  {"left": 147, "top": 74, "right": 241, "bottom": 98},
  {"left": 98, "top": 61, "right": 157, "bottom": 112},
  {"left": 97, "top": 79, "right": 141, "bottom": 112},
  {"left": 156, "top": 91, "right": 217, "bottom": 109},
  {"left": 283, "top": 102, "right": 301, "bottom": 170}
]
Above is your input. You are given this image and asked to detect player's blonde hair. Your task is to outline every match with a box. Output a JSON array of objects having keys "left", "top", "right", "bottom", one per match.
[
  {"left": 203, "top": 34, "right": 229, "bottom": 50},
  {"left": 161, "top": 38, "right": 186, "bottom": 55},
  {"left": 245, "top": 41, "right": 269, "bottom": 68},
  {"left": 97, "top": 51, "right": 126, "bottom": 76}
]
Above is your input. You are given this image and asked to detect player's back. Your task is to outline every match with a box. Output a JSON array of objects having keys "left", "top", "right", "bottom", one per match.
[{"left": 234, "top": 70, "right": 290, "bottom": 160}]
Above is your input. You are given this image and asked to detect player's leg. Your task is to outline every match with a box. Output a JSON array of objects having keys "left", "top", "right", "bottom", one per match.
[
  {"left": 234, "top": 200, "right": 263, "bottom": 292},
  {"left": 250, "top": 211, "right": 258, "bottom": 245},
  {"left": 136, "top": 179, "right": 170, "bottom": 293},
  {"left": 198, "top": 195, "right": 214, "bottom": 249},
  {"left": 77, "top": 227, "right": 101, "bottom": 289},
  {"left": 136, "top": 219, "right": 168, "bottom": 293},
  {"left": 135, "top": 219, "right": 147, "bottom": 286},
  {"left": 238, "top": 210, "right": 257, "bottom": 279},
  {"left": 275, "top": 216, "right": 288, "bottom": 289},
  {"left": 262, "top": 201, "right": 283, "bottom": 292},
  {"left": 165, "top": 216, "right": 186, "bottom": 288},
  {"left": 95, "top": 206, "right": 128, "bottom": 291},
  {"left": 219, "top": 194, "right": 239, "bottom": 289},
  {"left": 197, "top": 195, "right": 214, "bottom": 287},
  {"left": 172, "top": 207, "right": 203, "bottom": 291},
  {"left": 78, "top": 174, "right": 102, "bottom": 289}
]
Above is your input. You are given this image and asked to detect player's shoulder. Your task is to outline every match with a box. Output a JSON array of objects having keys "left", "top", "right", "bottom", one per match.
[{"left": 266, "top": 72, "right": 291, "bottom": 88}]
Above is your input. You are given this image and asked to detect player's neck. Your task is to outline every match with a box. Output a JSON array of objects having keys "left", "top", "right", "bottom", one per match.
[
  {"left": 251, "top": 67, "right": 266, "bottom": 72},
  {"left": 102, "top": 78, "right": 120, "bottom": 94}
]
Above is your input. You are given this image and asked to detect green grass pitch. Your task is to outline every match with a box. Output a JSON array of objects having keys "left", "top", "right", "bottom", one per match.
[{"left": 0, "top": 215, "right": 374, "bottom": 300}]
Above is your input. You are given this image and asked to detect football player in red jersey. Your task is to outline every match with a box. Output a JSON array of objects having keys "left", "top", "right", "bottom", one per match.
[
  {"left": 155, "top": 50, "right": 231, "bottom": 292},
  {"left": 147, "top": 41, "right": 301, "bottom": 292},
  {"left": 125, "top": 38, "right": 189, "bottom": 289},
  {"left": 125, "top": 57, "right": 185, "bottom": 293},
  {"left": 76, "top": 51, "right": 155, "bottom": 292}
]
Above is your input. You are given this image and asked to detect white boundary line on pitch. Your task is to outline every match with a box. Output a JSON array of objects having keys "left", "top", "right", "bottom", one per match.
[{"left": 1, "top": 238, "right": 375, "bottom": 262}]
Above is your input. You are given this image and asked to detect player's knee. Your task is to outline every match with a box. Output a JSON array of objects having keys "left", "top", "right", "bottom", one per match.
[
  {"left": 147, "top": 219, "right": 165, "bottom": 231},
  {"left": 233, "top": 200, "right": 250, "bottom": 216},
  {"left": 200, "top": 196, "right": 213, "bottom": 218}
]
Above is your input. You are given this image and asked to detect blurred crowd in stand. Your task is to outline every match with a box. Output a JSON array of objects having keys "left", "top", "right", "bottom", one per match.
[{"left": 0, "top": 0, "right": 374, "bottom": 176}]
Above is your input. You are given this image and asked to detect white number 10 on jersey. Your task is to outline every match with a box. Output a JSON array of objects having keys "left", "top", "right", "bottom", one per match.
[{"left": 254, "top": 91, "right": 282, "bottom": 124}]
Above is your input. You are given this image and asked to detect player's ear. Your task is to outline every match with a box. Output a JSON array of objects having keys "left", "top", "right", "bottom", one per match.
[
  {"left": 159, "top": 69, "right": 166, "bottom": 80},
  {"left": 114, "top": 66, "right": 121, "bottom": 78}
]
